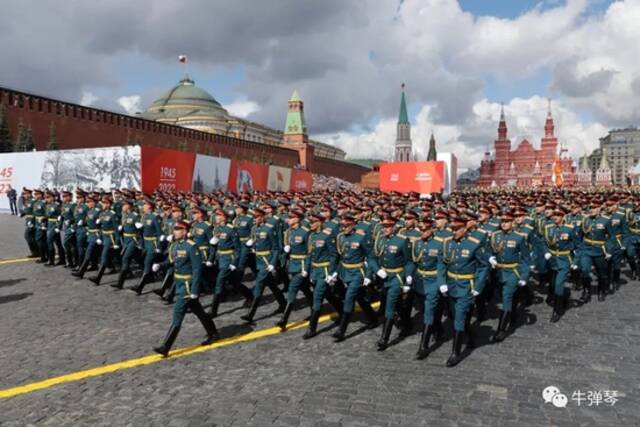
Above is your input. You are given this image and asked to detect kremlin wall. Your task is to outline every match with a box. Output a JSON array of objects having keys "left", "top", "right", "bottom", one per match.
[{"left": 0, "top": 80, "right": 369, "bottom": 184}]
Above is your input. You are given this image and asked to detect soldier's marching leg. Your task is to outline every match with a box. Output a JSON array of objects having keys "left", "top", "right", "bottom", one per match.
[
  {"left": 416, "top": 280, "right": 439, "bottom": 359},
  {"left": 54, "top": 231, "right": 65, "bottom": 266},
  {"left": 446, "top": 291, "right": 470, "bottom": 367},
  {"left": 44, "top": 229, "right": 56, "bottom": 266},
  {"left": 332, "top": 279, "right": 358, "bottom": 341},
  {"left": 377, "top": 281, "right": 400, "bottom": 351},
  {"left": 551, "top": 264, "right": 570, "bottom": 323},
  {"left": 188, "top": 298, "right": 220, "bottom": 345},
  {"left": 154, "top": 284, "right": 187, "bottom": 357},
  {"left": 492, "top": 272, "right": 516, "bottom": 342},
  {"left": 276, "top": 273, "right": 303, "bottom": 330},
  {"left": 241, "top": 267, "right": 269, "bottom": 323},
  {"left": 304, "top": 276, "right": 324, "bottom": 339},
  {"left": 594, "top": 256, "right": 609, "bottom": 301}
]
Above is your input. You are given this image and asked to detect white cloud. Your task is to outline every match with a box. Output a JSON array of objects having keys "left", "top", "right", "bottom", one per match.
[
  {"left": 80, "top": 91, "right": 99, "bottom": 106},
  {"left": 224, "top": 100, "right": 260, "bottom": 118},
  {"left": 117, "top": 95, "right": 141, "bottom": 115}
]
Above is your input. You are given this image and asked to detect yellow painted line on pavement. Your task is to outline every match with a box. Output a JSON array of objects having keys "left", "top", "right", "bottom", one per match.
[
  {"left": 0, "top": 257, "right": 35, "bottom": 265},
  {"left": 0, "top": 301, "right": 380, "bottom": 399}
]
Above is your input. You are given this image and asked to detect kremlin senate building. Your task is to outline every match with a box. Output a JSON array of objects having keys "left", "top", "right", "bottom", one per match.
[{"left": 477, "top": 103, "right": 576, "bottom": 187}]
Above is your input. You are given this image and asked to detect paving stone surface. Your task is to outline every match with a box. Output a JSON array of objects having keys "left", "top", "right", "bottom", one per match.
[{"left": 0, "top": 214, "right": 638, "bottom": 426}]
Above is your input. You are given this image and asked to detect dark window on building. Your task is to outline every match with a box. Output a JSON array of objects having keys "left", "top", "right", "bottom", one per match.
[
  {"left": 56, "top": 103, "right": 61, "bottom": 115},
  {"left": 88, "top": 110, "right": 92, "bottom": 120},
  {"left": 8, "top": 93, "right": 13, "bottom": 106},
  {"left": 117, "top": 116, "right": 121, "bottom": 126},
  {"left": 72, "top": 106, "right": 76, "bottom": 118},
  {"left": 18, "top": 95, "right": 24, "bottom": 108},
  {"left": 64, "top": 105, "right": 68, "bottom": 116},
  {"left": 47, "top": 101, "right": 52, "bottom": 113},
  {"left": 38, "top": 99, "right": 43, "bottom": 112},
  {"left": 28, "top": 97, "right": 34, "bottom": 110}
]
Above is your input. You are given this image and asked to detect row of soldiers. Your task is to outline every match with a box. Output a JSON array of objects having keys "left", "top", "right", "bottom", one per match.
[{"left": 18, "top": 187, "right": 637, "bottom": 366}]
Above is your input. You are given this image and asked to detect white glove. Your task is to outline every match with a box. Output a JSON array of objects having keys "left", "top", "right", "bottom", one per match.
[
  {"left": 40, "top": 226, "right": 47, "bottom": 230},
  {"left": 96, "top": 239, "right": 103, "bottom": 245},
  {"left": 544, "top": 252, "right": 552, "bottom": 260},
  {"left": 406, "top": 276, "right": 413, "bottom": 285},
  {"left": 245, "top": 239, "right": 254, "bottom": 247},
  {"left": 571, "top": 264, "right": 578, "bottom": 270},
  {"left": 439, "top": 285, "right": 448, "bottom": 294},
  {"left": 301, "top": 270, "right": 308, "bottom": 278},
  {"left": 530, "top": 265, "right": 536, "bottom": 271},
  {"left": 401, "top": 285, "right": 411, "bottom": 294},
  {"left": 266, "top": 264, "right": 275, "bottom": 273},
  {"left": 621, "top": 246, "right": 626, "bottom": 251},
  {"left": 363, "top": 277, "right": 371, "bottom": 287},
  {"left": 471, "top": 290, "right": 480, "bottom": 297},
  {"left": 189, "top": 294, "right": 198, "bottom": 300},
  {"left": 77, "top": 220, "right": 84, "bottom": 226},
  {"left": 113, "top": 245, "right": 120, "bottom": 250},
  {"left": 167, "top": 235, "right": 173, "bottom": 242},
  {"left": 376, "top": 269, "right": 388, "bottom": 279},
  {"left": 605, "top": 253, "right": 612, "bottom": 260},
  {"left": 284, "top": 245, "right": 291, "bottom": 254},
  {"left": 229, "top": 264, "right": 237, "bottom": 271},
  {"left": 187, "top": 232, "right": 192, "bottom": 238},
  {"left": 135, "top": 222, "right": 143, "bottom": 229},
  {"left": 489, "top": 256, "right": 498, "bottom": 267},
  {"left": 54, "top": 228, "right": 60, "bottom": 233},
  {"left": 27, "top": 221, "right": 33, "bottom": 228},
  {"left": 518, "top": 280, "right": 526, "bottom": 287},
  {"left": 159, "top": 234, "right": 166, "bottom": 242},
  {"left": 209, "top": 237, "right": 219, "bottom": 245},
  {"left": 154, "top": 248, "right": 162, "bottom": 254},
  {"left": 205, "top": 261, "right": 213, "bottom": 267},
  {"left": 70, "top": 228, "right": 75, "bottom": 233},
  {"left": 117, "top": 225, "right": 123, "bottom": 231},
  {"left": 57, "top": 216, "right": 62, "bottom": 222},
  {"left": 96, "top": 219, "right": 101, "bottom": 224},
  {"left": 329, "top": 272, "right": 338, "bottom": 283},
  {"left": 152, "top": 263, "right": 160, "bottom": 272},
  {"left": 65, "top": 220, "right": 70, "bottom": 226}
]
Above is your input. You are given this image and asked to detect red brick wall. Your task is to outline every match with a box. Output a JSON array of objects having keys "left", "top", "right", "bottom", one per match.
[{"left": 0, "top": 87, "right": 369, "bottom": 182}]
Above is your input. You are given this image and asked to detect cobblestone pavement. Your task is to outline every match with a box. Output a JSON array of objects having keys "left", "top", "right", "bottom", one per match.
[{"left": 0, "top": 214, "right": 638, "bottom": 426}]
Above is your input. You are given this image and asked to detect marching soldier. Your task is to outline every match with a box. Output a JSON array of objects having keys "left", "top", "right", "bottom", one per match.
[
  {"left": 73, "top": 191, "right": 89, "bottom": 272},
  {"left": 88, "top": 196, "right": 120, "bottom": 285},
  {"left": 152, "top": 220, "right": 219, "bottom": 357},
  {"left": 60, "top": 191, "right": 77, "bottom": 268},
  {"left": 154, "top": 204, "right": 183, "bottom": 303},
  {"left": 579, "top": 200, "right": 614, "bottom": 302},
  {"left": 44, "top": 191, "right": 65, "bottom": 267},
  {"left": 20, "top": 188, "right": 39, "bottom": 258},
  {"left": 606, "top": 198, "right": 626, "bottom": 289},
  {"left": 131, "top": 199, "right": 162, "bottom": 295},
  {"left": 32, "top": 189, "right": 48, "bottom": 263},
  {"left": 73, "top": 196, "right": 101, "bottom": 279},
  {"left": 544, "top": 206, "right": 576, "bottom": 322},
  {"left": 112, "top": 199, "right": 141, "bottom": 290}
]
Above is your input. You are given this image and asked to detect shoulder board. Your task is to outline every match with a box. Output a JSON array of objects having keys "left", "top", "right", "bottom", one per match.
[
  {"left": 187, "top": 240, "right": 196, "bottom": 245},
  {"left": 468, "top": 236, "right": 480, "bottom": 244},
  {"left": 204, "top": 221, "right": 211, "bottom": 225},
  {"left": 601, "top": 215, "right": 610, "bottom": 219},
  {"left": 434, "top": 236, "right": 444, "bottom": 242},
  {"left": 273, "top": 215, "right": 280, "bottom": 220},
  {"left": 545, "top": 223, "right": 554, "bottom": 228},
  {"left": 477, "top": 228, "right": 488, "bottom": 234},
  {"left": 266, "top": 223, "right": 274, "bottom": 228},
  {"left": 565, "top": 224, "right": 574, "bottom": 229},
  {"left": 514, "top": 231, "right": 528, "bottom": 238},
  {"left": 363, "top": 221, "right": 370, "bottom": 224},
  {"left": 322, "top": 229, "right": 332, "bottom": 235},
  {"left": 110, "top": 210, "right": 116, "bottom": 214},
  {"left": 523, "top": 224, "right": 533, "bottom": 229},
  {"left": 397, "top": 233, "right": 406, "bottom": 239},
  {"left": 301, "top": 226, "right": 309, "bottom": 232},
  {"left": 227, "top": 224, "right": 234, "bottom": 228}
]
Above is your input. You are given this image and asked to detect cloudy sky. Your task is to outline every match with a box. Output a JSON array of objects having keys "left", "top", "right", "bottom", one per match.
[{"left": 1, "top": 0, "right": 637, "bottom": 169}]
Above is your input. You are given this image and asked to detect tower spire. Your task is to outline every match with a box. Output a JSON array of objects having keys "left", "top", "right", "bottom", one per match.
[
  {"left": 498, "top": 102, "right": 507, "bottom": 141},
  {"left": 427, "top": 131, "right": 437, "bottom": 161},
  {"left": 394, "top": 83, "right": 412, "bottom": 162},
  {"left": 547, "top": 97, "right": 552, "bottom": 118},
  {"left": 398, "top": 83, "right": 409, "bottom": 124},
  {"left": 500, "top": 102, "right": 505, "bottom": 120}
]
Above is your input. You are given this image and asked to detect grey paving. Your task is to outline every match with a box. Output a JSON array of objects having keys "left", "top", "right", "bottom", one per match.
[{"left": 0, "top": 213, "right": 638, "bottom": 426}]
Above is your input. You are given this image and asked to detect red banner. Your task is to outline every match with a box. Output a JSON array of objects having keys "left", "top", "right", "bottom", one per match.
[
  {"left": 141, "top": 146, "right": 196, "bottom": 192},
  {"left": 290, "top": 169, "right": 313, "bottom": 192},
  {"left": 228, "top": 160, "right": 269, "bottom": 193},
  {"left": 379, "top": 161, "right": 445, "bottom": 193}
]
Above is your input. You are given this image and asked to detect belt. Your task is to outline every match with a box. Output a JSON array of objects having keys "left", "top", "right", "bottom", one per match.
[
  {"left": 102, "top": 230, "right": 115, "bottom": 235},
  {"left": 218, "top": 249, "right": 234, "bottom": 255},
  {"left": 384, "top": 267, "right": 403, "bottom": 273},
  {"left": 123, "top": 232, "right": 138, "bottom": 237},
  {"left": 143, "top": 236, "right": 158, "bottom": 241},
  {"left": 550, "top": 250, "right": 570, "bottom": 256},
  {"left": 616, "top": 234, "right": 622, "bottom": 238},
  {"left": 417, "top": 268, "right": 437, "bottom": 276},
  {"left": 24, "top": 214, "right": 34, "bottom": 218},
  {"left": 48, "top": 218, "right": 59, "bottom": 222},
  {"left": 239, "top": 237, "right": 249, "bottom": 241},
  {"left": 447, "top": 271, "right": 474, "bottom": 280},
  {"left": 198, "top": 245, "right": 208, "bottom": 250},
  {"left": 312, "top": 261, "right": 330, "bottom": 268},
  {"left": 291, "top": 254, "right": 308, "bottom": 260},
  {"left": 630, "top": 228, "right": 640, "bottom": 234},
  {"left": 584, "top": 238, "right": 604, "bottom": 246},
  {"left": 496, "top": 262, "right": 518, "bottom": 269},
  {"left": 88, "top": 228, "right": 99, "bottom": 232},
  {"left": 174, "top": 273, "right": 192, "bottom": 280},
  {"left": 256, "top": 250, "right": 271, "bottom": 256},
  {"left": 341, "top": 262, "right": 364, "bottom": 269},
  {"left": 35, "top": 216, "right": 45, "bottom": 220}
]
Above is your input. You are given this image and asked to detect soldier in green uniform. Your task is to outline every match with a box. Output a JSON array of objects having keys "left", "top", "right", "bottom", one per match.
[
  {"left": 606, "top": 198, "right": 626, "bottom": 289},
  {"left": 112, "top": 199, "right": 141, "bottom": 289},
  {"left": 132, "top": 199, "right": 162, "bottom": 294},
  {"left": 438, "top": 216, "right": 488, "bottom": 367},
  {"left": 72, "top": 195, "right": 101, "bottom": 278},
  {"left": 487, "top": 211, "right": 530, "bottom": 342},
  {"left": 409, "top": 219, "right": 447, "bottom": 359},
  {"left": 544, "top": 206, "right": 577, "bottom": 322},
  {"left": 60, "top": 191, "right": 77, "bottom": 268},
  {"left": 625, "top": 200, "right": 640, "bottom": 280},
  {"left": 240, "top": 207, "right": 287, "bottom": 323},
  {"left": 44, "top": 191, "right": 65, "bottom": 266},
  {"left": 209, "top": 208, "right": 253, "bottom": 317},
  {"left": 72, "top": 191, "right": 89, "bottom": 272},
  {"left": 579, "top": 199, "right": 614, "bottom": 302},
  {"left": 276, "top": 209, "right": 312, "bottom": 330},
  {"left": 152, "top": 220, "right": 219, "bottom": 357},
  {"left": 189, "top": 205, "right": 214, "bottom": 287},
  {"left": 397, "top": 210, "right": 423, "bottom": 332},
  {"left": 88, "top": 196, "right": 120, "bottom": 285},
  {"left": 233, "top": 201, "right": 257, "bottom": 293},
  {"left": 331, "top": 213, "right": 378, "bottom": 341},
  {"left": 369, "top": 216, "right": 411, "bottom": 351},
  {"left": 302, "top": 211, "right": 342, "bottom": 339},
  {"left": 20, "top": 188, "right": 39, "bottom": 258},
  {"left": 32, "top": 189, "right": 48, "bottom": 263}
]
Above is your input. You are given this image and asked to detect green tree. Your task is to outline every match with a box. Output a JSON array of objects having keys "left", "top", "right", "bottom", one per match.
[
  {"left": 47, "top": 121, "right": 59, "bottom": 150},
  {"left": 14, "top": 119, "right": 26, "bottom": 152},
  {"left": 0, "top": 104, "right": 13, "bottom": 152},
  {"left": 24, "top": 126, "right": 35, "bottom": 151}
]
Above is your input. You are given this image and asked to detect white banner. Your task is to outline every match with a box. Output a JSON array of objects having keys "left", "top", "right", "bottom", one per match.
[
  {"left": 267, "top": 165, "right": 292, "bottom": 192},
  {"left": 192, "top": 154, "right": 231, "bottom": 192}
]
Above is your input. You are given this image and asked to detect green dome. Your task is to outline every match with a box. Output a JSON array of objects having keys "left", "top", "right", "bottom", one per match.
[{"left": 141, "top": 76, "right": 229, "bottom": 122}]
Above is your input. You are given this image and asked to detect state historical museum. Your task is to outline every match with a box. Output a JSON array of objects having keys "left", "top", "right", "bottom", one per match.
[{"left": 477, "top": 104, "right": 575, "bottom": 187}]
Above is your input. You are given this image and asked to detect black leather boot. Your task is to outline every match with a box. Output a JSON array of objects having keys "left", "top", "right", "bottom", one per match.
[
  {"left": 132, "top": 273, "right": 151, "bottom": 295},
  {"left": 491, "top": 310, "right": 510, "bottom": 342},
  {"left": 628, "top": 257, "right": 637, "bottom": 280},
  {"left": 275, "top": 303, "right": 294, "bottom": 331},
  {"left": 209, "top": 293, "right": 221, "bottom": 318},
  {"left": 72, "top": 259, "right": 90, "bottom": 279},
  {"left": 153, "top": 325, "right": 180, "bottom": 357},
  {"left": 614, "top": 269, "right": 621, "bottom": 289},
  {"left": 164, "top": 282, "right": 176, "bottom": 305},
  {"left": 415, "top": 324, "right": 433, "bottom": 360},
  {"left": 88, "top": 265, "right": 106, "bottom": 286},
  {"left": 303, "top": 310, "right": 320, "bottom": 339},
  {"left": 358, "top": 296, "right": 378, "bottom": 329},
  {"left": 111, "top": 270, "right": 127, "bottom": 289},
  {"left": 240, "top": 297, "right": 261, "bottom": 323},
  {"left": 332, "top": 312, "right": 352, "bottom": 342},
  {"left": 153, "top": 271, "right": 172, "bottom": 298},
  {"left": 376, "top": 318, "right": 394, "bottom": 351},
  {"left": 446, "top": 331, "right": 464, "bottom": 367},
  {"left": 597, "top": 278, "right": 607, "bottom": 301},
  {"left": 550, "top": 295, "right": 563, "bottom": 323},
  {"left": 580, "top": 277, "right": 591, "bottom": 303}
]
